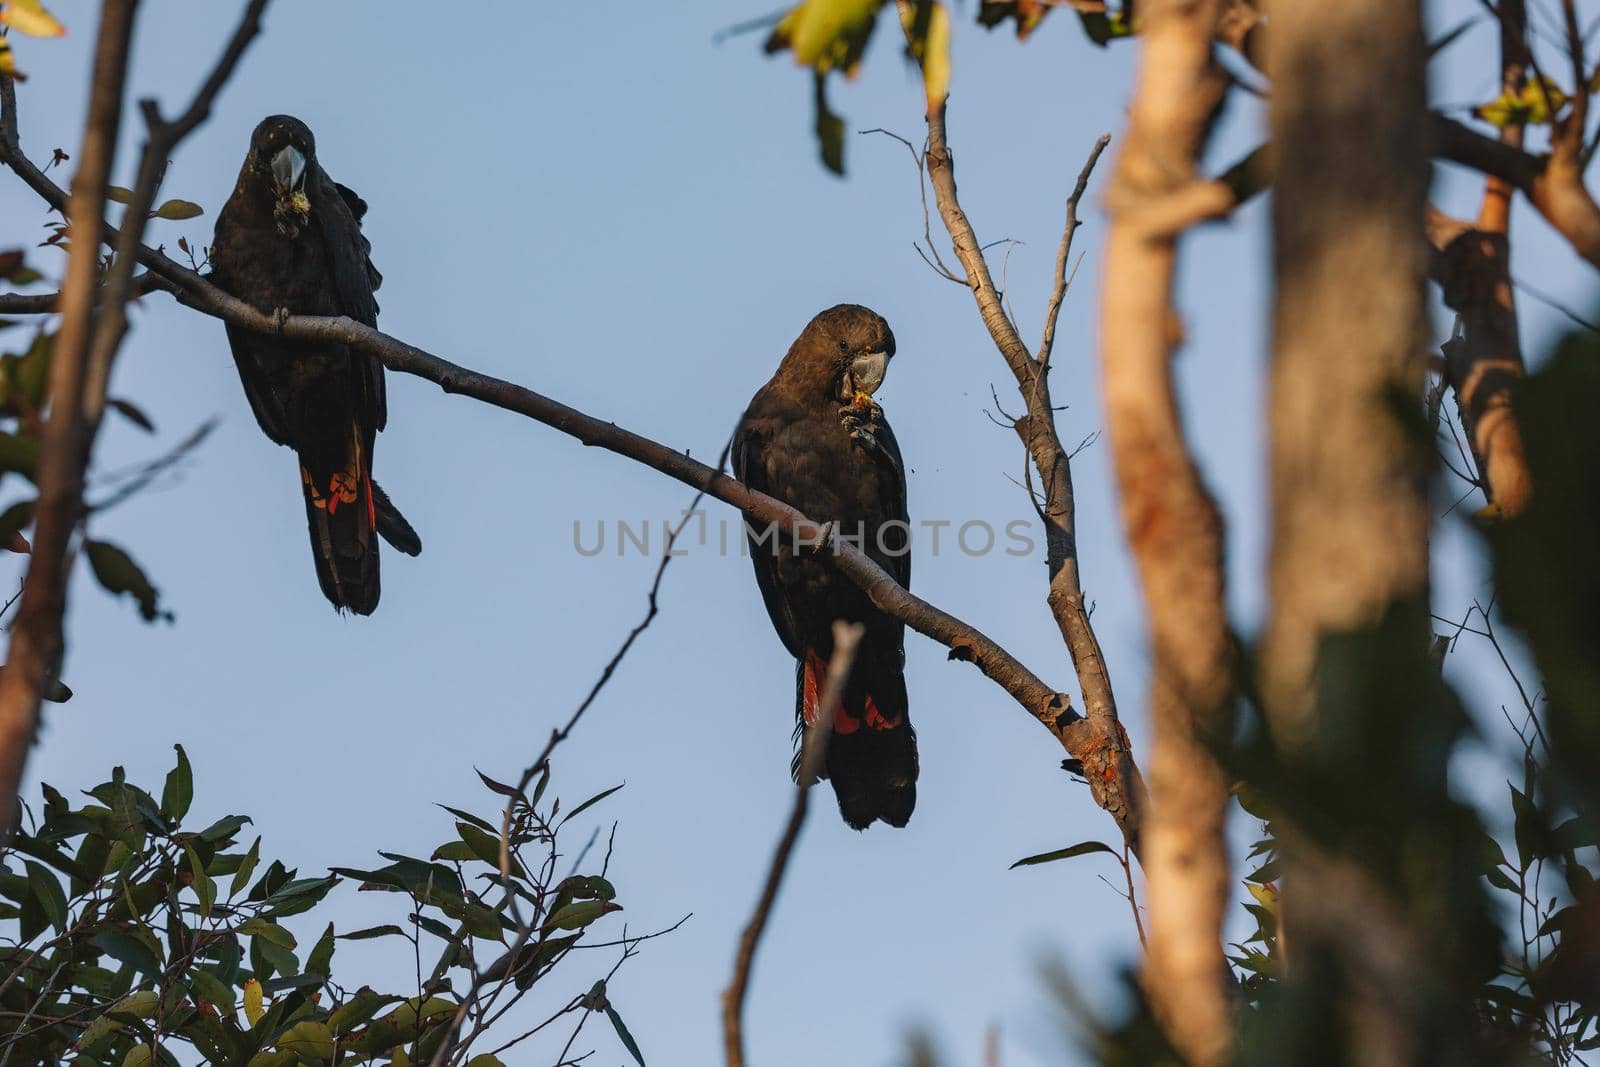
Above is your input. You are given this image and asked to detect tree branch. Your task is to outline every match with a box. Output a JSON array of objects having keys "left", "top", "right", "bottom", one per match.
[
  {"left": 915, "top": 101, "right": 1143, "bottom": 851},
  {"left": 1100, "top": 1, "right": 1237, "bottom": 1062},
  {"left": 0, "top": 73, "right": 1127, "bottom": 831},
  {"left": 1425, "top": 0, "right": 1533, "bottom": 518},
  {"left": 0, "top": 271, "right": 172, "bottom": 314},
  {"left": 0, "top": 1, "right": 139, "bottom": 840},
  {"left": 0, "top": 0, "right": 269, "bottom": 838},
  {"left": 722, "top": 620, "right": 863, "bottom": 1067}
]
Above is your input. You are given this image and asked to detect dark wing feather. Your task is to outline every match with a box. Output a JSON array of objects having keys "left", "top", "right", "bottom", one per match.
[
  {"left": 221, "top": 316, "right": 291, "bottom": 445},
  {"left": 733, "top": 417, "right": 807, "bottom": 660},
  {"left": 313, "top": 168, "right": 386, "bottom": 432},
  {"left": 868, "top": 416, "right": 911, "bottom": 592}
]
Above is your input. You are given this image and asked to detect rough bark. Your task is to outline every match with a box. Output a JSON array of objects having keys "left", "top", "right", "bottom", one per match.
[
  {"left": 1099, "top": 1, "right": 1235, "bottom": 1062},
  {"left": 1265, "top": 2, "right": 1434, "bottom": 1062},
  {"left": 1264, "top": 0, "right": 1432, "bottom": 744},
  {"left": 0, "top": 2, "right": 139, "bottom": 837}
]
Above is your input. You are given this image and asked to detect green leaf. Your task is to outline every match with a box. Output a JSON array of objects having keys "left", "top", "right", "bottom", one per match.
[
  {"left": 189, "top": 967, "right": 237, "bottom": 1013},
  {"left": 898, "top": 0, "right": 950, "bottom": 115},
  {"left": 1511, "top": 785, "right": 1541, "bottom": 871},
  {"left": 240, "top": 917, "right": 297, "bottom": 949},
  {"left": 230, "top": 836, "right": 261, "bottom": 899},
  {"left": 431, "top": 840, "right": 477, "bottom": 862},
  {"left": 306, "top": 921, "right": 335, "bottom": 978},
  {"left": 812, "top": 74, "right": 845, "bottom": 175},
  {"left": 764, "top": 0, "right": 882, "bottom": 75},
  {"left": 456, "top": 820, "right": 522, "bottom": 876},
  {"left": 185, "top": 843, "right": 216, "bottom": 919},
  {"left": 108, "top": 397, "right": 156, "bottom": 433},
  {"left": 153, "top": 198, "right": 204, "bottom": 221},
  {"left": 560, "top": 783, "right": 624, "bottom": 826},
  {"left": 475, "top": 768, "right": 524, "bottom": 800},
  {"left": 276, "top": 1020, "right": 334, "bottom": 1061},
  {"left": 161, "top": 744, "right": 193, "bottom": 823},
  {"left": 0, "top": 430, "right": 41, "bottom": 480},
  {"left": 1010, "top": 841, "right": 1116, "bottom": 868},
  {"left": 122, "top": 1044, "right": 152, "bottom": 1067},
  {"left": 105, "top": 186, "right": 135, "bottom": 204},
  {"left": 338, "top": 924, "right": 405, "bottom": 941},
  {"left": 605, "top": 1004, "right": 647, "bottom": 1066},
  {"left": 198, "top": 814, "right": 251, "bottom": 844},
  {"left": 24, "top": 859, "right": 67, "bottom": 930},
  {"left": 543, "top": 898, "right": 623, "bottom": 931},
  {"left": 0, "top": 498, "right": 34, "bottom": 549},
  {"left": 85, "top": 539, "right": 168, "bottom": 622}
]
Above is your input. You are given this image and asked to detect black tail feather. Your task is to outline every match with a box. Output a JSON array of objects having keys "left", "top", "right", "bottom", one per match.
[
  {"left": 371, "top": 480, "right": 422, "bottom": 556},
  {"left": 793, "top": 652, "right": 918, "bottom": 830},
  {"left": 300, "top": 458, "right": 379, "bottom": 615}
]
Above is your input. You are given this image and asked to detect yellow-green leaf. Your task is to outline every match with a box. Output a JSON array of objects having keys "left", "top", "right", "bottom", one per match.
[
  {"left": 0, "top": 36, "right": 21, "bottom": 80},
  {"left": 106, "top": 187, "right": 134, "bottom": 205},
  {"left": 0, "top": 0, "right": 67, "bottom": 38},
  {"left": 1246, "top": 881, "right": 1279, "bottom": 914},
  {"left": 153, "top": 198, "right": 204, "bottom": 221},
  {"left": 1474, "top": 76, "right": 1568, "bottom": 128},
  {"left": 898, "top": 0, "right": 951, "bottom": 115},
  {"left": 276, "top": 1021, "right": 335, "bottom": 1061},
  {"left": 765, "top": 0, "right": 883, "bottom": 77},
  {"left": 121, "top": 1045, "right": 151, "bottom": 1067},
  {"left": 243, "top": 977, "right": 265, "bottom": 1026}
]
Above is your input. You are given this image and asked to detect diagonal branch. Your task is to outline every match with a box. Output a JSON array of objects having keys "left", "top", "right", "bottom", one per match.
[
  {"left": 722, "top": 620, "right": 863, "bottom": 1067},
  {"left": 0, "top": 86, "right": 1132, "bottom": 843}
]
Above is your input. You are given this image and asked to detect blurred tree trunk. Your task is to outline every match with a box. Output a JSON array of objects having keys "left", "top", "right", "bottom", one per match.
[
  {"left": 1264, "top": 1, "right": 1434, "bottom": 1062},
  {"left": 1100, "top": 1, "right": 1234, "bottom": 1062}
]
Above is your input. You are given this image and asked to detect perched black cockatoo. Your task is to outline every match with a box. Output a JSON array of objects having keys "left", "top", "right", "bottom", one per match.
[
  {"left": 734, "top": 304, "right": 917, "bottom": 829},
  {"left": 210, "top": 115, "right": 420, "bottom": 615}
]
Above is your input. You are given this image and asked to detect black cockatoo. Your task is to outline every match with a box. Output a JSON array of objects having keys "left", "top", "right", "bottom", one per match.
[
  {"left": 733, "top": 304, "right": 917, "bottom": 829},
  {"left": 210, "top": 115, "right": 420, "bottom": 615}
]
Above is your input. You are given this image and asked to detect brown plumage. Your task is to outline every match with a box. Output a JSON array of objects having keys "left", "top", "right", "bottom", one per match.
[
  {"left": 734, "top": 304, "right": 918, "bottom": 829},
  {"left": 210, "top": 116, "right": 419, "bottom": 615}
]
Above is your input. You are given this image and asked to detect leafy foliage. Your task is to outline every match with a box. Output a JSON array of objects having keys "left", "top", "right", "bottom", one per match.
[{"left": 0, "top": 750, "right": 666, "bottom": 1066}]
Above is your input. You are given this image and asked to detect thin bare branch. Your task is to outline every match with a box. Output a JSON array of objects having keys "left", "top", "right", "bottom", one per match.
[
  {"left": 916, "top": 100, "right": 1142, "bottom": 850},
  {"left": 1040, "top": 134, "right": 1111, "bottom": 369},
  {"left": 860, "top": 127, "right": 967, "bottom": 284},
  {"left": 722, "top": 621, "right": 864, "bottom": 1067}
]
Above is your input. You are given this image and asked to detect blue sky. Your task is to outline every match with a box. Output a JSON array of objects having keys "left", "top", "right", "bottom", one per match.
[{"left": 2, "top": 2, "right": 1590, "bottom": 1064}]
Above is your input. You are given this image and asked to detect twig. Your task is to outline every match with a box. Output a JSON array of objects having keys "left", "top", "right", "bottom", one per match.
[
  {"left": 87, "top": 418, "right": 216, "bottom": 513},
  {"left": 431, "top": 468, "right": 723, "bottom": 1067},
  {"left": 0, "top": 271, "right": 172, "bottom": 314},
  {"left": 722, "top": 620, "right": 863, "bottom": 1067},
  {"left": 859, "top": 127, "right": 966, "bottom": 285},
  {"left": 916, "top": 97, "right": 1142, "bottom": 849},
  {"left": 1040, "top": 134, "right": 1111, "bottom": 369}
]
